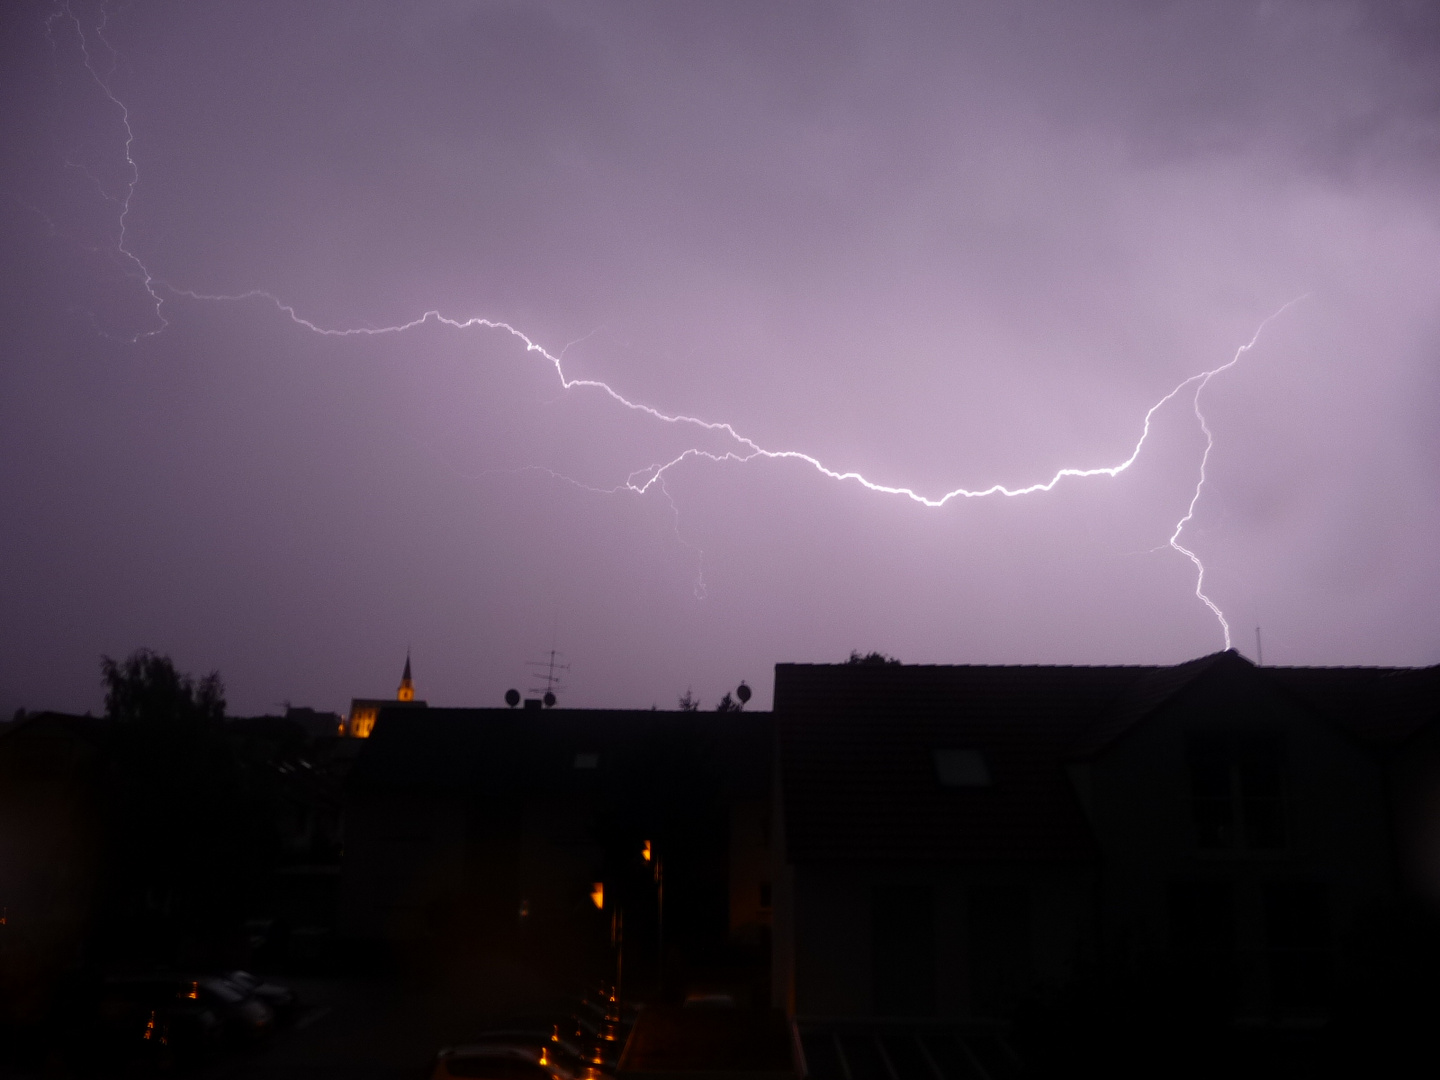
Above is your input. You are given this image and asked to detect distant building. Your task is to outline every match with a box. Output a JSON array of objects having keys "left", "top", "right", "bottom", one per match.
[
  {"left": 347, "top": 653, "right": 426, "bottom": 738},
  {"left": 339, "top": 706, "right": 771, "bottom": 995},
  {"left": 282, "top": 705, "right": 344, "bottom": 741}
]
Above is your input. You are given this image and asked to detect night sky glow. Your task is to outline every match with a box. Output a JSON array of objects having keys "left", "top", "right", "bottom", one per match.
[{"left": 3, "top": 1, "right": 1438, "bottom": 715}]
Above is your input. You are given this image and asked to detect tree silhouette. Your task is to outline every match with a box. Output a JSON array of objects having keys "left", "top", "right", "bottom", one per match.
[
  {"left": 98, "top": 650, "right": 264, "bottom": 965},
  {"left": 678, "top": 689, "right": 699, "bottom": 712},
  {"left": 846, "top": 650, "right": 902, "bottom": 665},
  {"left": 102, "top": 649, "right": 226, "bottom": 727}
]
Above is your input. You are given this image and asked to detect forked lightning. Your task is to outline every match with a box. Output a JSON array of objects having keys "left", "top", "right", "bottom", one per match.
[{"left": 43, "top": 2, "right": 1306, "bottom": 649}]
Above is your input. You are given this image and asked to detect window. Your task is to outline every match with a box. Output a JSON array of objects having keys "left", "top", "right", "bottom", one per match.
[
  {"left": 1186, "top": 732, "right": 1285, "bottom": 849},
  {"left": 934, "top": 748, "right": 991, "bottom": 787}
]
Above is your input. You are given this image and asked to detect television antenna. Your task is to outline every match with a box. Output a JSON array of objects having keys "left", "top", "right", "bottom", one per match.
[{"left": 526, "top": 649, "right": 570, "bottom": 707}]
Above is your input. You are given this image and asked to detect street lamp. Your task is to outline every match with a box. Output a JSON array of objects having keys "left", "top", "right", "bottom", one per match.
[{"left": 643, "top": 840, "right": 665, "bottom": 997}]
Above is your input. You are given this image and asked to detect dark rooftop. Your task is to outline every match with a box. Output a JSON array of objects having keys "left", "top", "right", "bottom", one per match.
[{"left": 774, "top": 652, "right": 1440, "bottom": 863}]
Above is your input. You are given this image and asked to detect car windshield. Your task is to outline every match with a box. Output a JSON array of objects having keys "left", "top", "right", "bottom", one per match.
[
  {"left": 443, "top": 1057, "right": 550, "bottom": 1079},
  {"left": 199, "top": 979, "right": 244, "bottom": 1004}
]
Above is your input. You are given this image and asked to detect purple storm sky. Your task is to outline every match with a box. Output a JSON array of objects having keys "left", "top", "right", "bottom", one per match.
[{"left": 2, "top": 0, "right": 1437, "bottom": 717}]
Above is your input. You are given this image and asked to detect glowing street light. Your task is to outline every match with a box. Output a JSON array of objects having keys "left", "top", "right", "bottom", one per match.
[
  {"left": 643, "top": 840, "right": 666, "bottom": 996},
  {"left": 590, "top": 882, "right": 605, "bottom": 910}
]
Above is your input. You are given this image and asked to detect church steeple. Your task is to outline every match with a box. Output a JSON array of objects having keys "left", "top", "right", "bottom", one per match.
[{"left": 397, "top": 652, "right": 414, "bottom": 702}]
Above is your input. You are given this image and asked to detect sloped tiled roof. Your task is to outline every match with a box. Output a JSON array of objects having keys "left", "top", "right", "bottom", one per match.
[
  {"left": 1067, "top": 651, "right": 1234, "bottom": 757},
  {"left": 1265, "top": 664, "right": 1440, "bottom": 746},
  {"left": 774, "top": 654, "right": 1440, "bottom": 863},
  {"left": 346, "top": 707, "right": 772, "bottom": 797},
  {"left": 775, "top": 663, "right": 1147, "bottom": 863}
]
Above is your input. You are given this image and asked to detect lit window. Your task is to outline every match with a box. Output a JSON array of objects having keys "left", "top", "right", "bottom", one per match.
[{"left": 934, "top": 748, "right": 990, "bottom": 787}]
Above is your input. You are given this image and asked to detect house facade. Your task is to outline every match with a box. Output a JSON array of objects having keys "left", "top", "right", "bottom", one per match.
[{"left": 770, "top": 652, "right": 1440, "bottom": 1024}]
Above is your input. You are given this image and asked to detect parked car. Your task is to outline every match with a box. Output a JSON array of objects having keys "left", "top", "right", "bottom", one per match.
[
  {"left": 431, "top": 1043, "right": 578, "bottom": 1080},
  {"left": 225, "top": 969, "right": 300, "bottom": 1025},
  {"left": 194, "top": 976, "right": 275, "bottom": 1044}
]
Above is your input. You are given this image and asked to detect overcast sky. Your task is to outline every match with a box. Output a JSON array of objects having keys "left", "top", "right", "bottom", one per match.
[{"left": 2, "top": 0, "right": 1437, "bottom": 716}]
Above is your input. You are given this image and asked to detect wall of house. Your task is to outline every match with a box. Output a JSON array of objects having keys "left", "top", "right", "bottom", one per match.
[
  {"left": 1082, "top": 670, "right": 1393, "bottom": 1020},
  {"left": 339, "top": 793, "right": 469, "bottom": 941},
  {"left": 771, "top": 750, "right": 795, "bottom": 1013},
  {"left": 792, "top": 865, "right": 872, "bottom": 1015},
  {"left": 1390, "top": 719, "right": 1440, "bottom": 904},
  {"left": 784, "top": 862, "right": 1092, "bottom": 1019},
  {"left": 729, "top": 797, "right": 773, "bottom": 944}
]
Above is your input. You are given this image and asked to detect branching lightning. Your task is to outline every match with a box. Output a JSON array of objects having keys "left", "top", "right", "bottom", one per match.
[
  {"left": 51, "top": 1, "right": 168, "bottom": 338},
  {"left": 38, "top": 2, "right": 1305, "bottom": 649}
]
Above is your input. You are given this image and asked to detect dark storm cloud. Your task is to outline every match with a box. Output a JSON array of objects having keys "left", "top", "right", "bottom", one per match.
[{"left": 1, "top": 0, "right": 1436, "bottom": 717}]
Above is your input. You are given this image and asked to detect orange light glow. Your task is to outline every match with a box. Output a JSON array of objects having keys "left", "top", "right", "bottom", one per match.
[
  {"left": 642, "top": 840, "right": 652, "bottom": 862},
  {"left": 186, "top": 981, "right": 198, "bottom": 1000},
  {"left": 590, "top": 882, "right": 604, "bottom": 910},
  {"left": 349, "top": 706, "right": 379, "bottom": 738}
]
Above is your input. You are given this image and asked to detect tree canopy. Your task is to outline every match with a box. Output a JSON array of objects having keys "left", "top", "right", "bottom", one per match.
[
  {"left": 96, "top": 650, "right": 262, "bottom": 967},
  {"left": 102, "top": 648, "right": 225, "bottom": 726},
  {"left": 846, "top": 650, "right": 901, "bottom": 665}
]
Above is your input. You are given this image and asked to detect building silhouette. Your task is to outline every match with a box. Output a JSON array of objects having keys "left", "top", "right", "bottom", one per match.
[
  {"left": 770, "top": 650, "right": 1440, "bottom": 1026},
  {"left": 336, "top": 649, "right": 1440, "bottom": 1039},
  {"left": 346, "top": 653, "right": 426, "bottom": 738}
]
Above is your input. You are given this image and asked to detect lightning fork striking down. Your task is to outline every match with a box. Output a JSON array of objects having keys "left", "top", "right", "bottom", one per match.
[
  {"left": 50, "top": 2, "right": 1301, "bottom": 647},
  {"left": 165, "top": 290, "right": 1302, "bottom": 650}
]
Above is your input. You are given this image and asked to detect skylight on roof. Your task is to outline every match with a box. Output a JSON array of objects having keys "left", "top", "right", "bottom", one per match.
[{"left": 934, "top": 748, "right": 990, "bottom": 787}]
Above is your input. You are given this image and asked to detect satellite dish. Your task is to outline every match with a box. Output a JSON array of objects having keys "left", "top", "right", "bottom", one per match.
[
  {"left": 736, "top": 681, "right": 752, "bottom": 705},
  {"left": 543, "top": 690, "right": 556, "bottom": 708},
  {"left": 505, "top": 688, "right": 521, "bottom": 708}
]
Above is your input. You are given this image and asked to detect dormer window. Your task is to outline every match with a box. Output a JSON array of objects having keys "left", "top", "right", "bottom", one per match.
[
  {"left": 1186, "top": 732, "right": 1285, "bottom": 849},
  {"left": 934, "top": 748, "right": 991, "bottom": 787}
]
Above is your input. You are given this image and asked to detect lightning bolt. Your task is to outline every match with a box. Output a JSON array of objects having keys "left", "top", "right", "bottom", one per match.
[
  {"left": 46, "top": 1, "right": 167, "bottom": 338},
  {"left": 40, "top": 2, "right": 1304, "bottom": 648},
  {"left": 1165, "top": 305, "right": 1302, "bottom": 650}
]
